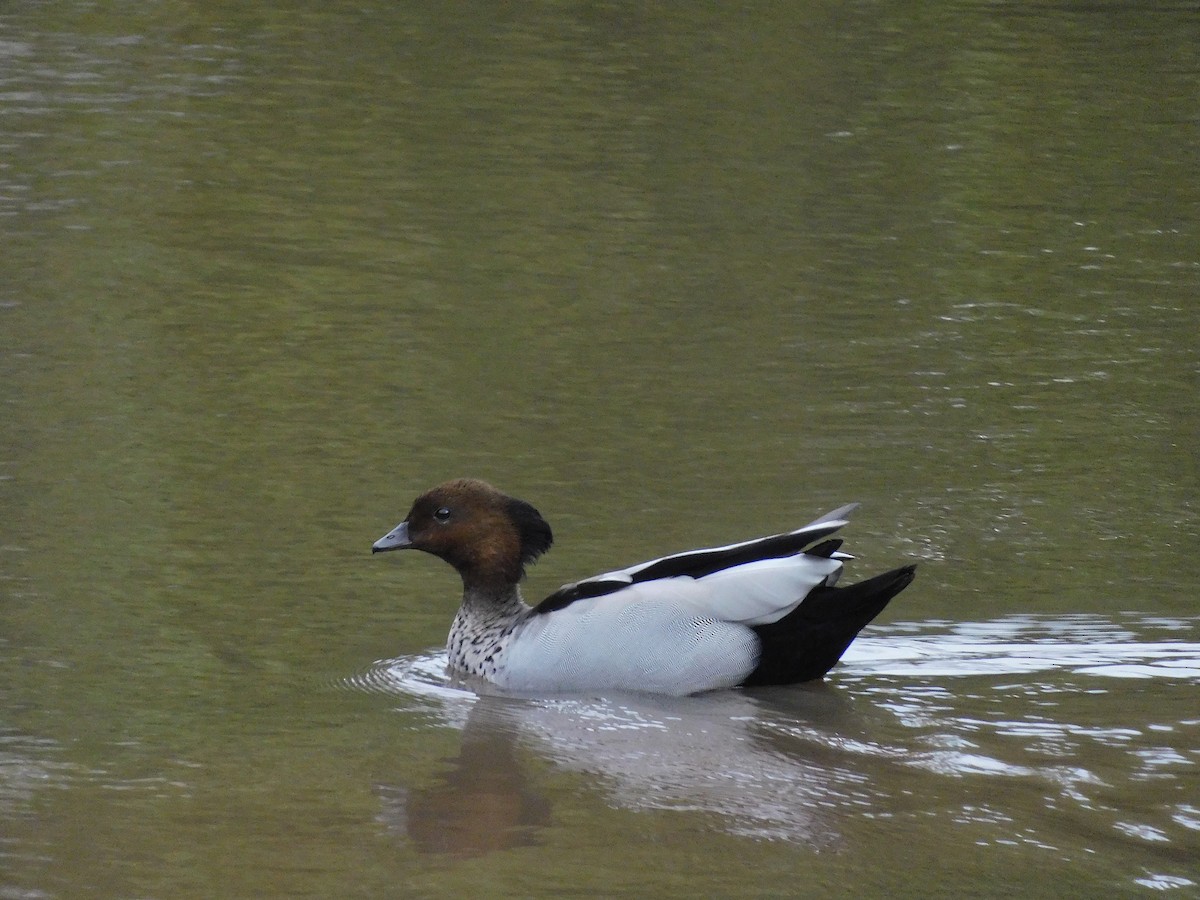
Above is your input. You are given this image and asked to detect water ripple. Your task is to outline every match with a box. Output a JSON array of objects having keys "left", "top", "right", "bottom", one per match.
[{"left": 844, "top": 614, "right": 1200, "bottom": 680}]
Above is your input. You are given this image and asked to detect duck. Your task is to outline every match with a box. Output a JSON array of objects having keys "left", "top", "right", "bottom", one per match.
[{"left": 372, "top": 478, "right": 916, "bottom": 696}]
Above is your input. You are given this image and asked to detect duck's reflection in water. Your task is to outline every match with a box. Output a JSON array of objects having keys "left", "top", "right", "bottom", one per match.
[
  {"left": 376, "top": 701, "right": 550, "bottom": 858},
  {"left": 373, "top": 668, "right": 875, "bottom": 855}
]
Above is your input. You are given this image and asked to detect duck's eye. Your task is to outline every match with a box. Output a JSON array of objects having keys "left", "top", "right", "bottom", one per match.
[{"left": 433, "top": 506, "right": 452, "bottom": 523}]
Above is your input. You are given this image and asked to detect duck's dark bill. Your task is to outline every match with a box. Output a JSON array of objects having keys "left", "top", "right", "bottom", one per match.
[{"left": 372, "top": 522, "right": 412, "bottom": 553}]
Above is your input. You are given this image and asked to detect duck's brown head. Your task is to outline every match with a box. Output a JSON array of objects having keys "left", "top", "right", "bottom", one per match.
[{"left": 372, "top": 479, "right": 553, "bottom": 591}]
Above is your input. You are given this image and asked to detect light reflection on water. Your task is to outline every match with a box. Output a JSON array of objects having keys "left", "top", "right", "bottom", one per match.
[
  {"left": 844, "top": 615, "right": 1200, "bottom": 680},
  {"left": 350, "top": 614, "right": 1200, "bottom": 883}
]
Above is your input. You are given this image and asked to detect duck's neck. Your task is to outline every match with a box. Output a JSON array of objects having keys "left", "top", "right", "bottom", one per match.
[
  {"left": 447, "top": 582, "right": 532, "bottom": 678},
  {"left": 457, "top": 582, "right": 530, "bottom": 624}
]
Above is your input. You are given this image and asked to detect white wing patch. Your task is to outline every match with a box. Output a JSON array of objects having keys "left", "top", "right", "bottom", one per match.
[{"left": 692, "top": 554, "right": 842, "bottom": 625}]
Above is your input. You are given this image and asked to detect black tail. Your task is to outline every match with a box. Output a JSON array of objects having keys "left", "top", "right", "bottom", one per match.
[{"left": 741, "top": 565, "right": 916, "bottom": 687}]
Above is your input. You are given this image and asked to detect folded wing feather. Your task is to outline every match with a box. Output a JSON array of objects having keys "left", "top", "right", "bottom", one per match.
[{"left": 533, "top": 504, "right": 858, "bottom": 615}]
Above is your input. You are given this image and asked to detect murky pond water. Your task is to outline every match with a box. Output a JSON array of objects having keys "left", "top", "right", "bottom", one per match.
[{"left": 2, "top": 2, "right": 1197, "bottom": 897}]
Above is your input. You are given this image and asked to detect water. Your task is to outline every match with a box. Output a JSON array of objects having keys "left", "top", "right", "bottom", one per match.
[{"left": 2, "top": 2, "right": 1198, "bottom": 897}]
